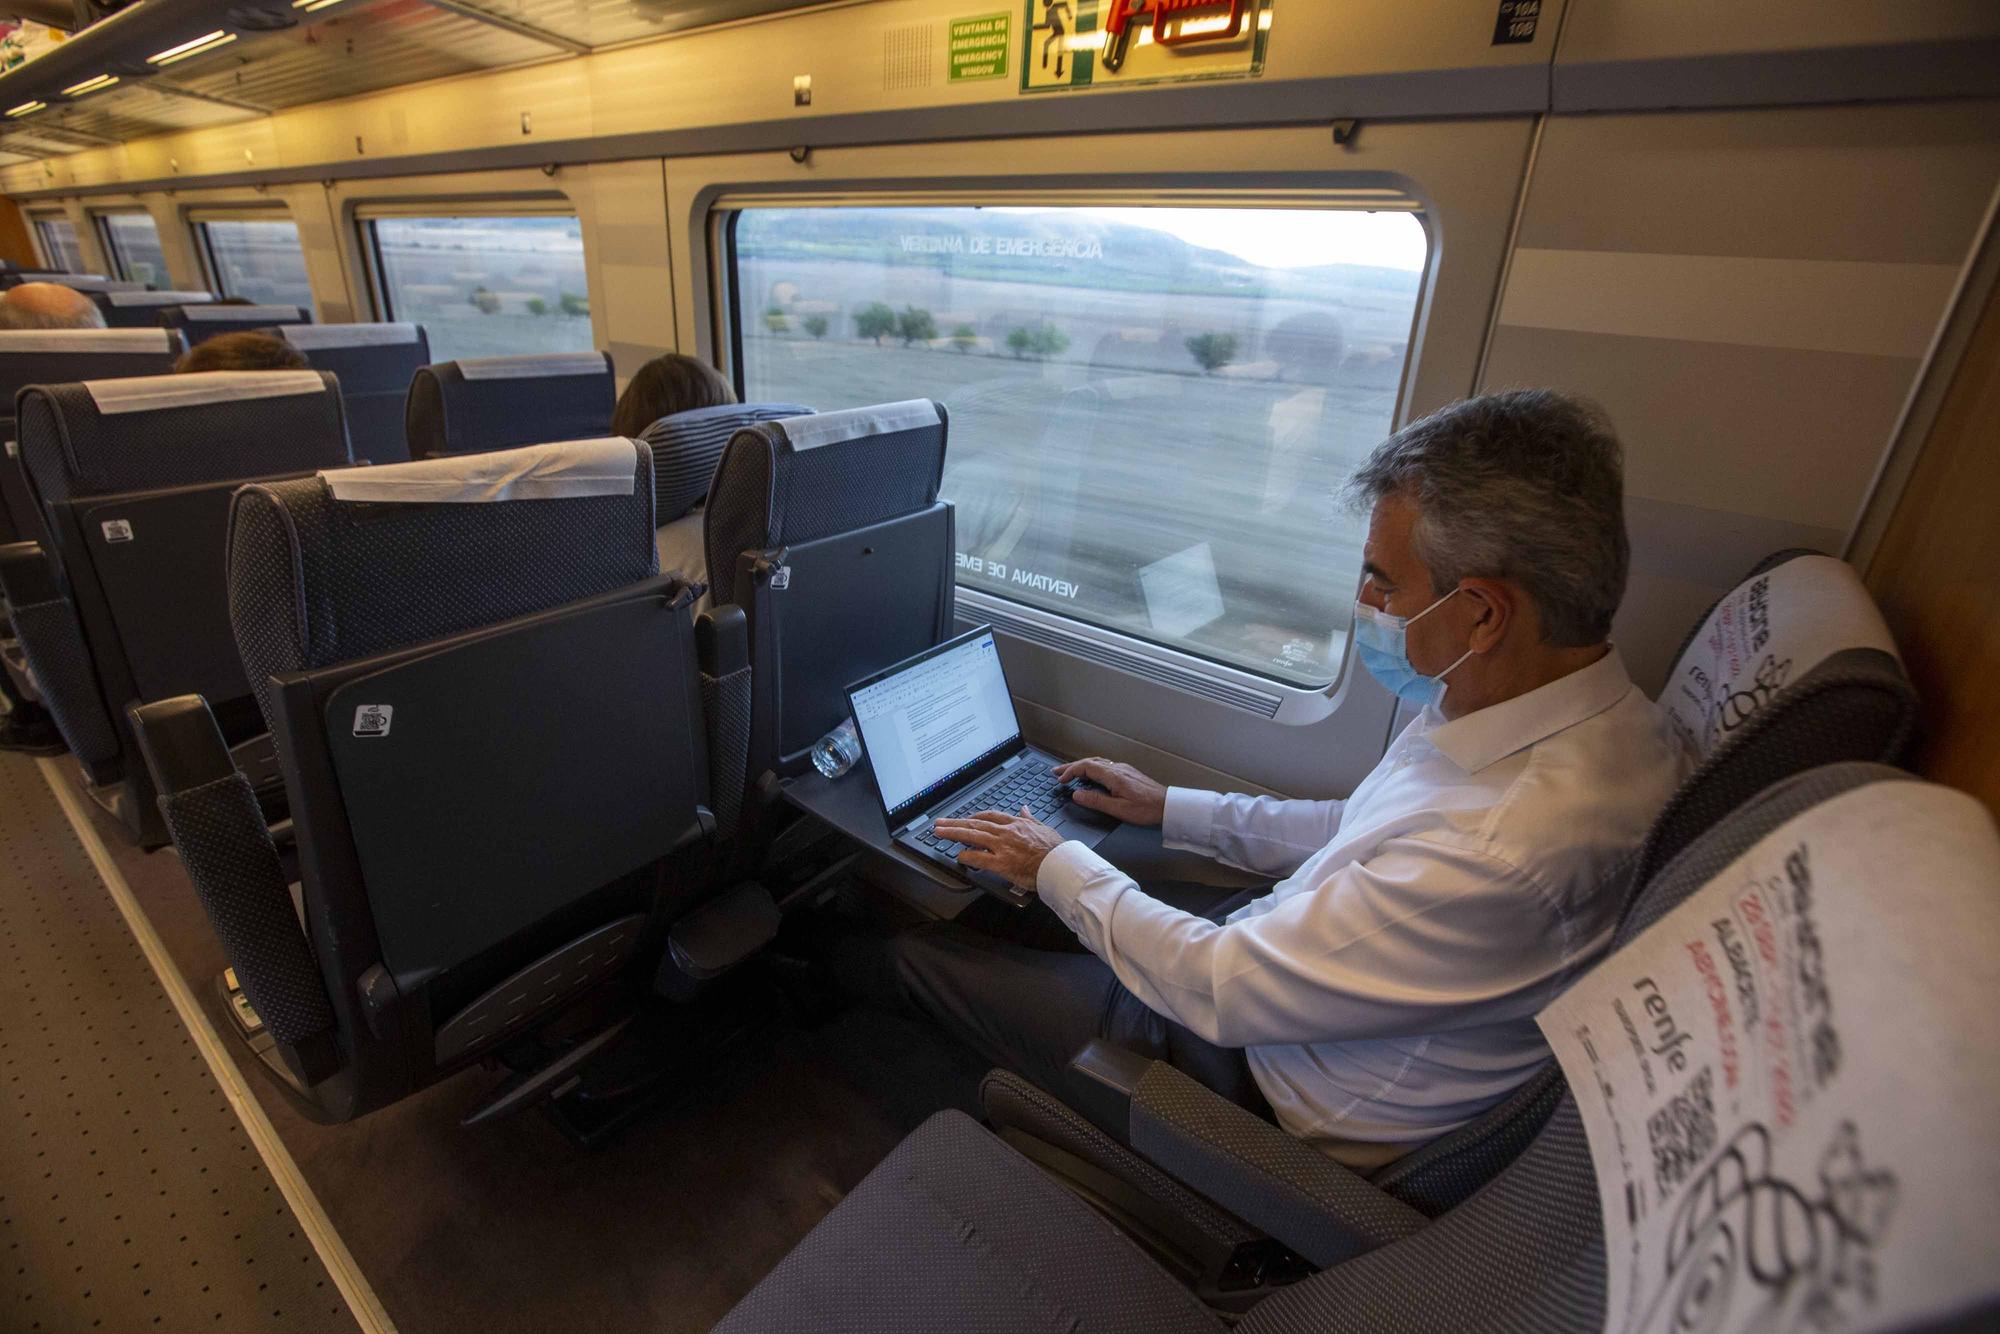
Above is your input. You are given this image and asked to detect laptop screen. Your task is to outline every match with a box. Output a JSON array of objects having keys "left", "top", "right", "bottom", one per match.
[{"left": 849, "top": 627, "right": 1022, "bottom": 822}]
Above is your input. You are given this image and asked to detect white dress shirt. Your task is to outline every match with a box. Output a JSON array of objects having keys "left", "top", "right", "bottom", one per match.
[{"left": 1035, "top": 648, "right": 1693, "bottom": 1165}]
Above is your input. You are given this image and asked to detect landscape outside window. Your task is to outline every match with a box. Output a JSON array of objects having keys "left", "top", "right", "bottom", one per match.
[
  {"left": 371, "top": 215, "right": 593, "bottom": 363},
  {"left": 33, "top": 216, "right": 81, "bottom": 272},
  {"left": 735, "top": 205, "right": 1427, "bottom": 687},
  {"left": 100, "top": 212, "right": 167, "bottom": 286},
  {"left": 202, "top": 219, "right": 316, "bottom": 312}
]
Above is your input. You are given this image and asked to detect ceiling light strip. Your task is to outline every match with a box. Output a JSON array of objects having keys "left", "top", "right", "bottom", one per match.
[{"left": 150, "top": 30, "right": 238, "bottom": 65}]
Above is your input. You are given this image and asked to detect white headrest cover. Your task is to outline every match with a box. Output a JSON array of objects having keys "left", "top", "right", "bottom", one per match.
[
  {"left": 83, "top": 370, "right": 327, "bottom": 415},
  {"left": 280, "top": 322, "right": 420, "bottom": 350},
  {"left": 0, "top": 328, "right": 174, "bottom": 354},
  {"left": 455, "top": 351, "right": 607, "bottom": 381},
  {"left": 105, "top": 290, "right": 215, "bottom": 307},
  {"left": 777, "top": 399, "right": 938, "bottom": 452},
  {"left": 183, "top": 304, "right": 304, "bottom": 322},
  {"left": 1539, "top": 779, "right": 2000, "bottom": 1334},
  {"left": 39, "top": 274, "right": 112, "bottom": 291},
  {"left": 321, "top": 437, "right": 636, "bottom": 503},
  {"left": 1662, "top": 554, "right": 1899, "bottom": 755}
]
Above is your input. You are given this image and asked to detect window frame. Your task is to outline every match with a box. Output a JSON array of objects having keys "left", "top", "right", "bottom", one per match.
[
  {"left": 92, "top": 209, "right": 167, "bottom": 285},
  {"left": 29, "top": 213, "right": 78, "bottom": 273},
  {"left": 714, "top": 191, "right": 1433, "bottom": 698},
  {"left": 351, "top": 198, "right": 582, "bottom": 325},
  {"left": 187, "top": 206, "right": 315, "bottom": 311}
]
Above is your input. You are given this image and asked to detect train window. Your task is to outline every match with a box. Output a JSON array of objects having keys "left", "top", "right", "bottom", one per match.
[
  {"left": 31, "top": 215, "right": 81, "bottom": 272},
  {"left": 729, "top": 204, "right": 1427, "bottom": 688},
  {"left": 96, "top": 211, "right": 168, "bottom": 286},
  {"left": 193, "top": 216, "right": 316, "bottom": 312},
  {"left": 362, "top": 212, "right": 592, "bottom": 362}
]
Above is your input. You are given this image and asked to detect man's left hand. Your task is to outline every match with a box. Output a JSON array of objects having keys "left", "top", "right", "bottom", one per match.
[{"left": 932, "top": 807, "right": 1067, "bottom": 891}]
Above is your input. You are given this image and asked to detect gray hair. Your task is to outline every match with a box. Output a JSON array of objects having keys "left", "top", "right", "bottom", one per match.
[{"left": 1346, "top": 389, "right": 1628, "bottom": 646}]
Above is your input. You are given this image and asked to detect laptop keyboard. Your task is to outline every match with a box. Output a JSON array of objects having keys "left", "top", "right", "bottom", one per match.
[{"left": 916, "top": 765, "right": 1068, "bottom": 859}]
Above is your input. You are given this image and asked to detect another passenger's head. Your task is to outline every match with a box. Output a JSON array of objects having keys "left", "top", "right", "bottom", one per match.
[
  {"left": 1346, "top": 389, "right": 1628, "bottom": 716},
  {"left": 610, "top": 353, "right": 737, "bottom": 438},
  {"left": 0, "top": 281, "right": 106, "bottom": 330},
  {"left": 175, "top": 332, "right": 309, "bottom": 374}
]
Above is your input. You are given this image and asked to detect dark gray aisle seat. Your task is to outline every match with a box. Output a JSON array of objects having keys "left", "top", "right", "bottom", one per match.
[
  {"left": 131, "top": 439, "right": 752, "bottom": 1122},
  {"left": 161, "top": 302, "right": 311, "bottom": 346},
  {"left": 718, "top": 762, "right": 2000, "bottom": 1333},
  {"left": 0, "top": 327, "right": 184, "bottom": 545},
  {"left": 0, "top": 371, "right": 351, "bottom": 844},
  {"left": 92, "top": 288, "right": 215, "bottom": 327},
  {"left": 638, "top": 401, "right": 812, "bottom": 583},
  {"left": 979, "top": 547, "right": 1920, "bottom": 1254},
  {"left": 404, "top": 350, "right": 614, "bottom": 458},
  {"left": 276, "top": 322, "right": 431, "bottom": 465},
  {"left": 704, "top": 399, "right": 954, "bottom": 814}
]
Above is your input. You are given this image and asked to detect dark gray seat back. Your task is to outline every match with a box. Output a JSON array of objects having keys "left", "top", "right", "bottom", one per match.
[
  {"left": 403, "top": 351, "right": 614, "bottom": 458},
  {"left": 92, "top": 289, "right": 215, "bottom": 328},
  {"left": 276, "top": 322, "right": 431, "bottom": 465},
  {"left": 704, "top": 399, "right": 954, "bottom": 787},
  {"left": 222, "top": 441, "right": 709, "bottom": 1121},
  {"left": 0, "top": 327, "right": 184, "bottom": 543},
  {"left": 7, "top": 371, "right": 352, "bottom": 779},
  {"left": 161, "top": 302, "right": 311, "bottom": 345}
]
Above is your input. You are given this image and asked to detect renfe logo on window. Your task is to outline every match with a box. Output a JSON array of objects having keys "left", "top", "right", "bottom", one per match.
[{"left": 1102, "top": 0, "right": 1254, "bottom": 70}]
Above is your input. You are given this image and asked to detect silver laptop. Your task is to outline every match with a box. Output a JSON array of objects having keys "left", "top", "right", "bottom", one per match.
[{"left": 846, "top": 625, "right": 1115, "bottom": 905}]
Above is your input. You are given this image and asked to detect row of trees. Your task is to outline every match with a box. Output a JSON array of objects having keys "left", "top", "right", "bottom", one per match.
[
  {"left": 760, "top": 296, "right": 1239, "bottom": 374},
  {"left": 468, "top": 286, "right": 588, "bottom": 317}
]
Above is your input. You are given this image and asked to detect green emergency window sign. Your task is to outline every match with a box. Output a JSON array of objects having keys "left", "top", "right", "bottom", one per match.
[{"left": 949, "top": 12, "right": 1012, "bottom": 81}]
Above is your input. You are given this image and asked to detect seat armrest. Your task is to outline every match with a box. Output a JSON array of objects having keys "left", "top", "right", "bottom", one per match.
[
  {"left": 697, "top": 603, "right": 748, "bottom": 677},
  {"left": 130, "top": 693, "right": 236, "bottom": 793},
  {"left": 0, "top": 539, "right": 57, "bottom": 604},
  {"left": 131, "top": 695, "right": 341, "bottom": 1085},
  {"left": 1071, "top": 1040, "right": 1427, "bottom": 1269},
  {"left": 696, "top": 604, "right": 751, "bottom": 839}
]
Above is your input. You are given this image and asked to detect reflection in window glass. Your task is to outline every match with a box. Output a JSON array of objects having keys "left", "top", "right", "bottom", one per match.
[
  {"left": 369, "top": 215, "right": 592, "bottom": 362},
  {"left": 201, "top": 219, "right": 315, "bottom": 311},
  {"left": 32, "top": 216, "right": 82, "bottom": 273},
  {"left": 734, "top": 205, "right": 1427, "bottom": 688},
  {"left": 99, "top": 212, "right": 168, "bottom": 286}
]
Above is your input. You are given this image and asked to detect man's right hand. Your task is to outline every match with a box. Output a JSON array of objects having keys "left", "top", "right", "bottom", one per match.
[{"left": 1051, "top": 757, "right": 1168, "bottom": 828}]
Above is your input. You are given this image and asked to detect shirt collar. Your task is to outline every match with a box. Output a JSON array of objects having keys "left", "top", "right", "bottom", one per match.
[{"left": 1424, "top": 647, "right": 1636, "bottom": 774}]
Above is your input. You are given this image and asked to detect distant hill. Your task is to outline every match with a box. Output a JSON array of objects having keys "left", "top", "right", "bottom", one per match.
[{"left": 736, "top": 208, "right": 1422, "bottom": 301}]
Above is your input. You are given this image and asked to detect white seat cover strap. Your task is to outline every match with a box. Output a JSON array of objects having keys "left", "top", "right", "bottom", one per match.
[{"left": 321, "top": 437, "right": 636, "bottom": 503}]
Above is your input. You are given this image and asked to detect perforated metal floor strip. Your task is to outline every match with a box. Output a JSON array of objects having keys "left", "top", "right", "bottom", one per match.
[{"left": 0, "top": 752, "right": 386, "bottom": 1333}]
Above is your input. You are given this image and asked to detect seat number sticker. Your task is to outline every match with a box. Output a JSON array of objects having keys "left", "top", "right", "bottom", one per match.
[
  {"left": 100, "top": 519, "right": 134, "bottom": 543},
  {"left": 352, "top": 704, "right": 394, "bottom": 738}
]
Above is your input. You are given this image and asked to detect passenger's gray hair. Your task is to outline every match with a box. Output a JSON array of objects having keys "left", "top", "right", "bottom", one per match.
[{"left": 1346, "top": 389, "right": 1628, "bottom": 646}]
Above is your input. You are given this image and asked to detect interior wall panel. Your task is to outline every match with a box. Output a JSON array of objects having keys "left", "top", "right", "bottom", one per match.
[{"left": 1480, "top": 99, "right": 2000, "bottom": 695}]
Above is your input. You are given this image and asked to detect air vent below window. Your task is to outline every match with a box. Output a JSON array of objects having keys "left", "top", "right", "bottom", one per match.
[{"left": 979, "top": 603, "right": 1285, "bottom": 718}]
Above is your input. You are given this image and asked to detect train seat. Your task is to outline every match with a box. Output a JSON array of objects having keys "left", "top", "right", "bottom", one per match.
[
  {"left": 978, "top": 546, "right": 1922, "bottom": 1259},
  {"left": 718, "top": 762, "right": 2000, "bottom": 1333},
  {"left": 404, "top": 350, "right": 614, "bottom": 458},
  {"left": 92, "top": 288, "right": 214, "bottom": 327},
  {"left": 0, "top": 273, "right": 144, "bottom": 293},
  {"left": 638, "top": 400, "right": 812, "bottom": 589},
  {"left": 0, "top": 370, "right": 352, "bottom": 844},
  {"left": 276, "top": 321, "right": 432, "bottom": 466},
  {"left": 704, "top": 398, "right": 954, "bottom": 820},
  {"left": 0, "top": 327, "right": 184, "bottom": 546},
  {"left": 132, "top": 438, "right": 748, "bottom": 1123},
  {"left": 161, "top": 302, "right": 312, "bottom": 345}
]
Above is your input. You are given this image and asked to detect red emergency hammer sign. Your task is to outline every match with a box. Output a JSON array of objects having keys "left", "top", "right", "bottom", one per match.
[{"left": 1100, "top": 0, "right": 1255, "bottom": 72}]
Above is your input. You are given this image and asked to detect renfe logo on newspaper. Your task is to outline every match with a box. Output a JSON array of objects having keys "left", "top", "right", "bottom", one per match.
[{"left": 1537, "top": 781, "right": 2000, "bottom": 1334}]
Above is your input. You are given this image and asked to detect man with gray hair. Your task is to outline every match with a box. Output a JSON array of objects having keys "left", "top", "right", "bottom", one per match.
[
  {"left": 908, "top": 389, "right": 1694, "bottom": 1167},
  {"left": 0, "top": 281, "right": 108, "bottom": 331},
  {"left": 0, "top": 281, "right": 104, "bottom": 753}
]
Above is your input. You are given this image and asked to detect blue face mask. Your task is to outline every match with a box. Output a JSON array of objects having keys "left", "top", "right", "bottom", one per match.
[{"left": 1351, "top": 587, "right": 1475, "bottom": 709}]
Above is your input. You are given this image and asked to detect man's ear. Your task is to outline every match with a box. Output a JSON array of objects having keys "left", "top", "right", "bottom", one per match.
[{"left": 1459, "top": 578, "right": 1515, "bottom": 653}]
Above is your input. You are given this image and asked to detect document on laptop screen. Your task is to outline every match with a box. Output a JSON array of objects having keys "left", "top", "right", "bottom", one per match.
[{"left": 852, "top": 633, "right": 1019, "bottom": 814}]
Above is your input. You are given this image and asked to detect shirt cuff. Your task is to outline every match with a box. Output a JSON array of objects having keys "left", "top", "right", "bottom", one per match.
[
  {"left": 1161, "top": 786, "right": 1221, "bottom": 852},
  {"left": 1035, "top": 839, "right": 1127, "bottom": 948}
]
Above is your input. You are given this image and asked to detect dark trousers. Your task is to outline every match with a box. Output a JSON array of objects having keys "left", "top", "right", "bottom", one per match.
[{"left": 864, "top": 880, "right": 1274, "bottom": 1123}]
